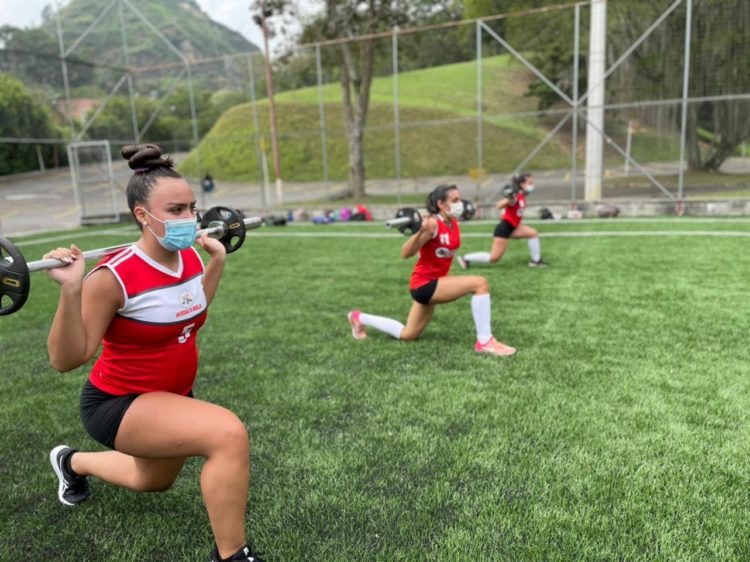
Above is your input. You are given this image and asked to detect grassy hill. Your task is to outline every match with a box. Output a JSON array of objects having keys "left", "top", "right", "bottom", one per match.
[
  {"left": 179, "top": 55, "right": 684, "bottom": 183},
  {"left": 179, "top": 56, "right": 572, "bottom": 182}
]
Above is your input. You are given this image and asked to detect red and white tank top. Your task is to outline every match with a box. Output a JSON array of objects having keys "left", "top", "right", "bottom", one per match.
[
  {"left": 502, "top": 191, "right": 526, "bottom": 227},
  {"left": 409, "top": 216, "right": 461, "bottom": 289},
  {"left": 87, "top": 245, "right": 208, "bottom": 396}
]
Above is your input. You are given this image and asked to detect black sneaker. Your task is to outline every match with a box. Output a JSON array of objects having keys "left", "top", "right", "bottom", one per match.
[
  {"left": 209, "top": 543, "right": 265, "bottom": 562},
  {"left": 528, "top": 259, "right": 550, "bottom": 268},
  {"left": 49, "top": 445, "right": 91, "bottom": 506}
]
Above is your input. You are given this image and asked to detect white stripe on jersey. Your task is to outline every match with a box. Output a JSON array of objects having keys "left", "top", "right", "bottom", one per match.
[{"left": 120, "top": 274, "right": 207, "bottom": 325}]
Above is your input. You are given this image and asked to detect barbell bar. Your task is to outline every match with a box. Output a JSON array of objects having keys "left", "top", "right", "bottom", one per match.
[
  {"left": 23, "top": 216, "right": 262, "bottom": 272},
  {"left": 384, "top": 199, "right": 477, "bottom": 236},
  {"left": 0, "top": 208, "right": 262, "bottom": 316}
]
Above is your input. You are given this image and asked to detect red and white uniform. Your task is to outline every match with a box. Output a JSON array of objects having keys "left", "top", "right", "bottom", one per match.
[
  {"left": 502, "top": 191, "right": 526, "bottom": 227},
  {"left": 409, "top": 216, "right": 461, "bottom": 289},
  {"left": 87, "top": 245, "right": 208, "bottom": 396}
]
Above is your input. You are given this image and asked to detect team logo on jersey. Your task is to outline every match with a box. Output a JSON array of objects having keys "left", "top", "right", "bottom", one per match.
[
  {"left": 178, "top": 290, "right": 194, "bottom": 308},
  {"left": 435, "top": 247, "right": 454, "bottom": 258}
]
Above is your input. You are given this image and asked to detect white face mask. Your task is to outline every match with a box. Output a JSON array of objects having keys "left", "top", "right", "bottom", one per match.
[{"left": 448, "top": 200, "right": 464, "bottom": 218}]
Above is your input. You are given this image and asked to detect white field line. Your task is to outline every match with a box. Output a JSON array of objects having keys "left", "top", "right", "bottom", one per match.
[
  {"left": 12, "top": 227, "right": 135, "bottom": 247},
  {"left": 302, "top": 218, "right": 750, "bottom": 227},
  {"left": 252, "top": 230, "right": 750, "bottom": 239},
  {"left": 10, "top": 226, "right": 750, "bottom": 248}
]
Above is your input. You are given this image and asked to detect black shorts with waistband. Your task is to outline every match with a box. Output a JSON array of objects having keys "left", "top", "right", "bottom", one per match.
[
  {"left": 410, "top": 279, "right": 438, "bottom": 305},
  {"left": 80, "top": 379, "right": 193, "bottom": 450},
  {"left": 493, "top": 220, "right": 517, "bottom": 239}
]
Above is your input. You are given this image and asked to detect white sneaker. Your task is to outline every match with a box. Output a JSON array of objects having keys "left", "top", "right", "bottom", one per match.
[{"left": 457, "top": 256, "right": 468, "bottom": 270}]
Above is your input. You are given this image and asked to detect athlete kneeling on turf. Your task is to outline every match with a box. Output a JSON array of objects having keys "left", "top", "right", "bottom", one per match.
[
  {"left": 44, "top": 144, "right": 264, "bottom": 562},
  {"left": 458, "top": 173, "right": 550, "bottom": 269},
  {"left": 348, "top": 184, "right": 516, "bottom": 356}
]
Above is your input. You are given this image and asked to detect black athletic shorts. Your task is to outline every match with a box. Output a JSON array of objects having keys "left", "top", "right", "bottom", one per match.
[
  {"left": 410, "top": 279, "right": 438, "bottom": 305},
  {"left": 80, "top": 379, "right": 193, "bottom": 450},
  {"left": 493, "top": 220, "right": 517, "bottom": 239}
]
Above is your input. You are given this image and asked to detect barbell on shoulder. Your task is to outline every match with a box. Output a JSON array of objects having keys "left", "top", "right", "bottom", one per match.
[
  {"left": 385, "top": 207, "right": 423, "bottom": 236},
  {"left": 385, "top": 199, "right": 476, "bottom": 236},
  {"left": 0, "top": 207, "right": 262, "bottom": 316}
]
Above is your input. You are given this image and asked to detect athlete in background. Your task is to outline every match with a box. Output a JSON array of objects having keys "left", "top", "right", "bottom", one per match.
[
  {"left": 458, "top": 173, "right": 550, "bottom": 269},
  {"left": 348, "top": 184, "right": 516, "bottom": 356}
]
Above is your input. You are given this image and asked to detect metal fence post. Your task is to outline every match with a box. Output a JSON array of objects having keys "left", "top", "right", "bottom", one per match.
[
  {"left": 678, "top": 0, "right": 692, "bottom": 201},
  {"left": 476, "top": 20, "right": 483, "bottom": 178},
  {"left": 392, "top": 27, "right": 402, "bottom": 206},
  {"left": 316, "top": 44, "right": 331, "bottom": 201},
  {"left": 571, "top": 3, "right": 581, "bottom": 202}
]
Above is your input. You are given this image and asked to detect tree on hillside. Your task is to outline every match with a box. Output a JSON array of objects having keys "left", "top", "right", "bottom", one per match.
[
  {"left": 260, "top": 0, "right": 469, "bottom": 197},
  {"left": 258, "top": 0, "right": 406, "bottom": 198},
  {"left": 0, "top": 73, "right": 62, "bottom": 175}
]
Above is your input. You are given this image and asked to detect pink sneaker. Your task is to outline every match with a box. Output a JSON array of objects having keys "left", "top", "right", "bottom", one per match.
[
  {"left": 475, "top": 337, "right": 516, "bottom": 356},
  {"left": 347, "top": 310, "right": 367, "bottom": 340}
]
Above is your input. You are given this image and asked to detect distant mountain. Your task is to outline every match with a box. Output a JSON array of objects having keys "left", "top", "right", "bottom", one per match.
[{"left": 39, "top": 0, "right": 258, "bottom": 68}]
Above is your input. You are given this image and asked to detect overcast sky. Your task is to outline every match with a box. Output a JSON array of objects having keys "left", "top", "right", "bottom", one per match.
[{"left": 0, "top": 0, "right": 319, "bottom": 52}]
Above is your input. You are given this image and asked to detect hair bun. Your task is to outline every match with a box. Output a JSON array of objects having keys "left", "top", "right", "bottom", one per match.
[{"left": 121, "top": 144, "right": 174, "bottom": 172}]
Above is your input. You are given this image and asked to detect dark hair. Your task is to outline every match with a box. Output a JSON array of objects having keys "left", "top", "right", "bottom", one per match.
[
  {"left": 512, "top": 173, "right": 532, "bottom": 188},
  {"left": 425, "top": 184, "right": 458, "bottom": 214},
  {"left": 122, "top": 144, "right": 182, "bottom": 219}
]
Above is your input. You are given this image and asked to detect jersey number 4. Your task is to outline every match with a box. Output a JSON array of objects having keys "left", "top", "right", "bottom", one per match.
[{"left": 178, "top": 323, "right": 196, "bottom": 344}]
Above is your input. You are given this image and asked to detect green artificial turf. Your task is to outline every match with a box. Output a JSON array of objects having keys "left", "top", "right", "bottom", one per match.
[{"left": 2, "top": 218, "right": 750, "bottom": 561}]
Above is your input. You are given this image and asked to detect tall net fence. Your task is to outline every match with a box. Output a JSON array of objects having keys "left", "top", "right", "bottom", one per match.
[{"left": 0, "top": 0, "right": 748, "bottom": 226}]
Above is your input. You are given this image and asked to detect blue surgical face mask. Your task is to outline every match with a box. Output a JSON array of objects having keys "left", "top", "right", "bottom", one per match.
[
  {"left": 139, "top": 208, "right": 197, "bottom": 251},
  {"left": 525, "top": 183, "right": 535, "bottom": 194}
]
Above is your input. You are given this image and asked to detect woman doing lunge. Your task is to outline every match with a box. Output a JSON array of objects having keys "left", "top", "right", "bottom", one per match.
[
  {"left": 457, "top": 173, "right": 550, "bottom": 269},
  {"left": 45, "top": 144, "right": 265, "bottom": 562},
  {"left": 347, "top": 184, "right": 516, "bottom": 356}
]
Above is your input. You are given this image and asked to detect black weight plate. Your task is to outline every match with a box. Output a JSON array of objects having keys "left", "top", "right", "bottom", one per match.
[
  {"left": 0, "top": 238, "right": 30, "bottom": 316},
  {"left": 461, "top": 199, "right": 476, "bottom": 221},
  {"left": 395, "top": 207, "right": 421, "bottom": 236},
  {"left": 200, "top": 206, "right": 246, "bottom": 253}
]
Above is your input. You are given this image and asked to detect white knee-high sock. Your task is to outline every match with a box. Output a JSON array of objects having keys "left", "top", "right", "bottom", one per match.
[
  {"left": 471, "top": 294, "right": 493, "bottom": 344},
  {"left": 463, "top": 252, "right": 491, "bottom": 264},
  {"left": 528, "top": 237, "right": 541, "bottom": 262},
  {"left": 359, "top": 312, "right": 404, "bottom": 339}
]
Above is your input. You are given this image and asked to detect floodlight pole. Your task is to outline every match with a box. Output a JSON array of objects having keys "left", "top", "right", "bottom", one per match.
[
  {"left": 584, "top": 0, "right": 606, "bottom": 201},
  {"left": 255, "top": 1, "right": 284, "bottom": 206}
]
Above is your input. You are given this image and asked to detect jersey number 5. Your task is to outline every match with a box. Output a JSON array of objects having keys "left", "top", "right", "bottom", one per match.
[{"left": 178, "top": 323, "right": 196, "bottom": 344}]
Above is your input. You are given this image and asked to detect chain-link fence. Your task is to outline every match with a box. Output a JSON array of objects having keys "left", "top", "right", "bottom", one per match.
[{"left": 0, "top": 0, "right": 748, "bottom": 227}]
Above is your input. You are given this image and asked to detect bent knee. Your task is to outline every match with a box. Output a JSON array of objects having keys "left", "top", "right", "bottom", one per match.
[
  {"left": 213, "top": 414, "right": 250, "bottom": 456},
  {"left": 475, "top": 276, "right": 490, "bottom": 294}
]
